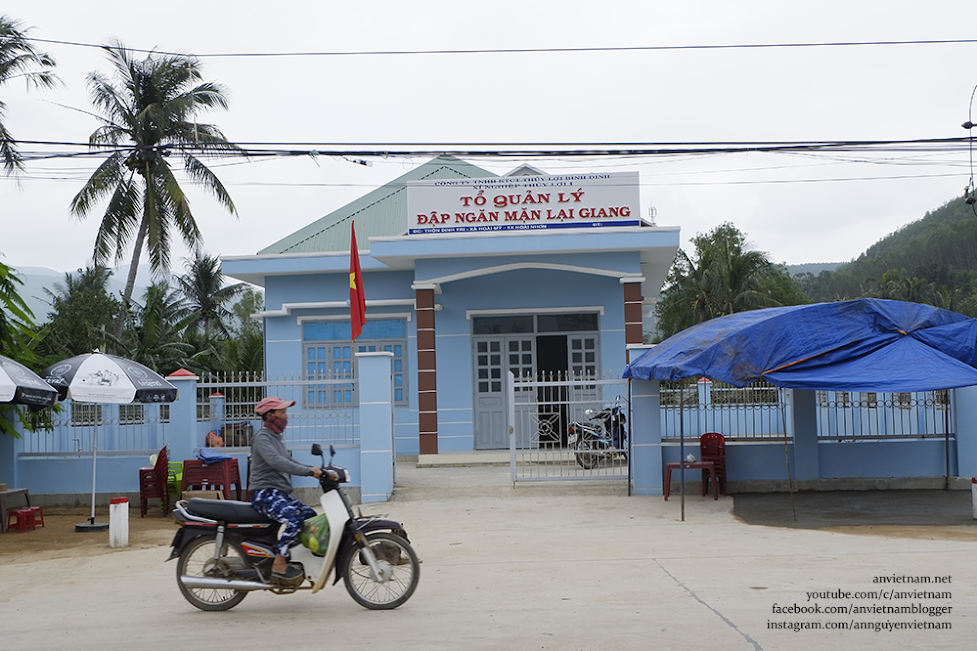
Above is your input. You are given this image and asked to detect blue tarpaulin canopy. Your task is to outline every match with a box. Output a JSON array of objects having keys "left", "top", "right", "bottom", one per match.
[{"left": 624, "top": 299, "right": 977, "bottom": 392}]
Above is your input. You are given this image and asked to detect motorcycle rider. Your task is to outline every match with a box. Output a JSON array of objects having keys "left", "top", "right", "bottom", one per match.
[{"left": 250, "top": 396, "right": 323, "bottom": 582}]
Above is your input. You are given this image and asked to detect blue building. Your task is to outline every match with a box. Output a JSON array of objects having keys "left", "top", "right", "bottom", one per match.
[{"left": 222, "top": 156, "right": 680, "bottom": 456}]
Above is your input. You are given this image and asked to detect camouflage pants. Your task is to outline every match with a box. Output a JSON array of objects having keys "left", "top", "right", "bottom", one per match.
[{"left": 251, "top": 488, "right": 317, "bottom": 557}]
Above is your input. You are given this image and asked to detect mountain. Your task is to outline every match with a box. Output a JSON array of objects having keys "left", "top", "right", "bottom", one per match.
[
  {"left": 787, "top": 262, "right": 842, "bottom": 277},
  {"left": 13, "top": 264, "right": 154, "bottom": 324},
  {"left": 794, "top": 196, "right": 977, "bottom": 308}
]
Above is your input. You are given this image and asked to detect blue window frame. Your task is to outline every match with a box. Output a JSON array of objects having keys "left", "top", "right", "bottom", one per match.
[{"left": 303, "top": 319, "right": 408, "bottom": 408}]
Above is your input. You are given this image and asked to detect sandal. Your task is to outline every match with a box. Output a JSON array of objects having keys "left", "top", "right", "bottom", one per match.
[{"left": 271, "top": 564, "right": 304, "bottom": 582}]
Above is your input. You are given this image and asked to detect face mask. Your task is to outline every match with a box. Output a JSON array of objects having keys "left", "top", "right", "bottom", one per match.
[{"left": 265, "top": 415, "right": 288, "bottom": 434}]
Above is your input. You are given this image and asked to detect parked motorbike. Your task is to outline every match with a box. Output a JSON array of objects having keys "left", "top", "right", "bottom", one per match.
[
  {"left": 567, "top": 400, "right": 628, "bottom": 469},
  {"left": 168, "top": 444, "right": 420, "bottom": 611}
]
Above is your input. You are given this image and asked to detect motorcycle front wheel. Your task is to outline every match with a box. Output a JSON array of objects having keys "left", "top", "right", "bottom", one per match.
[
  {"left": 176, "top": 535, "right": 249, "bottom": 611},
  {"left": 574, "top": 439, "right": 602, "bottom": 469},
  {"left": 343, "top": 531, "right": 420, "bottom": 610}
]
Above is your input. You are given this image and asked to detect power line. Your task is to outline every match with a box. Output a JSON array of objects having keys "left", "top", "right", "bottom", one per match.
[
  {"left": 18, "top": 36, "right": 977, "bottom": 59},
  {"left": 9, "top": 136, "right": 973, "bottom": 163}
]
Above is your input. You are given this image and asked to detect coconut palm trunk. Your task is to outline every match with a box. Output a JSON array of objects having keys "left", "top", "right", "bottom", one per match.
[{"left": 113, "top": 217, "right": 150, "bottom": 340}]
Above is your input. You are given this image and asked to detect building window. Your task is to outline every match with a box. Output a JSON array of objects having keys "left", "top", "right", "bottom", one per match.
[
  {"left": 303, "top": 319, "right": 408, "bottom": 408},
  {"left": 71, "top": 403, "right": 101, "bottom": 427},
  {"left": 120, "top": 404, "right": 145, "bottom": 425}
]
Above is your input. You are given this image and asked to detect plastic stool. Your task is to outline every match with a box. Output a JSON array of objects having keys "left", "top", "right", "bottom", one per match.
[
  {"left": 26, "top": 506, "right": 44, "bottom": 528},
  {"left": 7, "top": 507, "right": 36, "bottom": 532}
]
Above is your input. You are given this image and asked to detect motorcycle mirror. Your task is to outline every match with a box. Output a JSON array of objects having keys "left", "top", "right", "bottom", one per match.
[
  {"left": 311, "top": 443, "right": 323, "bottom": 456},
  {"left": 329, "top": 444, "right": 336, "bottom": 460}
]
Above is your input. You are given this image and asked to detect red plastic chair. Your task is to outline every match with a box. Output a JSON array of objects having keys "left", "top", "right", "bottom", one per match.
[
  {"left": 180, "top": 458, "right": 242, "bottom": 500},
  {"left": 139, "top": 446, "right": 170, "bottom": 517},
  {"left": 699, "top": 432, "right": 727, "bottom": 496}
]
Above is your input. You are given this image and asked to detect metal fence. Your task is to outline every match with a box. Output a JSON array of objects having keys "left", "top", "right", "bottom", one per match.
[
  {"left": 509, "top": 371, "right": 630, "bottom": 483},
  {"left": 816, "top": 390, "right": 951, "bottom": 439},
  {"left": 196, "top": 372, "right": 358, "bottom": 448},
  {"left": 661, "top": 378, "right": 787, "bottom": 440},
  {"left": 19, "top": 402, "right": 169, "bottom": 455},
  {"left": 659, "top": 379, "right": 954, "bottom": 441}
]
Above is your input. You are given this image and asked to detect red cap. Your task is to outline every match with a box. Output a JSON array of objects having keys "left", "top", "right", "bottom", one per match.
[
  {"left": 110, "top": 497, "right": 129, "bottom": 504},
  {"left": 255, "top": 396, "right": 296, "bottom": 415}
]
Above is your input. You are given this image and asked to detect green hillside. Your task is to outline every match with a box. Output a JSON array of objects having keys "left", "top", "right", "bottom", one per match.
[{"left": 794, "top": 195, "right": 977, "bottom": 314}]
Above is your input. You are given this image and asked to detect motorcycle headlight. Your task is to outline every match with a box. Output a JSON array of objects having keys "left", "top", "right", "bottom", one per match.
[{"left": 326, "top": 466, "right": 351, "bottom": 483}]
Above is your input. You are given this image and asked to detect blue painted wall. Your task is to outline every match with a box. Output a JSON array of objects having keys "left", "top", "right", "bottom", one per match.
[{"left": 257, "top": 248, "right": 640, "bottom": 455}]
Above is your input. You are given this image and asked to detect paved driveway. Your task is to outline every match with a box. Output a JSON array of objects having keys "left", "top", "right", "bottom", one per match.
[{"left": 1, "top": 464, "right": 974, "bottom": 650}]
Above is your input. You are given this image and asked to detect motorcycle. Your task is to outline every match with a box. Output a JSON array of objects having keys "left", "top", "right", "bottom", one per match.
[
  {"left": 168, "top": 444, "right": 420, "bottom": 611},
  {"left": 567, "top": 400, "right": 628, "bottom": 470}
]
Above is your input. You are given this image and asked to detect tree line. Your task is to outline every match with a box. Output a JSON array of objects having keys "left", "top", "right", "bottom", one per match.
[
  {"left": 793, "top": 196, "right": 977, "bottom": 315},
  {"left": 653, "top": 196, "right": 977, "bottom": 342},
  {"left": 2, "top": 15, "right": 258, "bottom": 381},
  {"left": 1, "top": 256, "right": 263, "bottom": 375}
]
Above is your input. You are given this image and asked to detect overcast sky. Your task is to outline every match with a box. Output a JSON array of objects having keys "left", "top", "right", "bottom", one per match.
[{"left": 2, "top": 0, "right": 974, "bottom": 277}]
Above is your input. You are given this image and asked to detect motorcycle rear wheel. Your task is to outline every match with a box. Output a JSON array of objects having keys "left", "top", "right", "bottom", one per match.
[
  {"left": 343, "top": 531, "right": 420, "bottom": 610},
  {"left": 574, "top": 439, "right": 602, "bottom": 469},
  {"left": 176, "top": 535, "right": 249, "bottom": 611}
]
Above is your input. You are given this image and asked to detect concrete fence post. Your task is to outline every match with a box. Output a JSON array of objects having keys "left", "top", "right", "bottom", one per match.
[
  {"left": 208, "top": 392, "right": 227, "bottom": 445},
  {"left": 166, "top": 370, "right": 199, "bottom": 467},
  {"left": 629, "top": 377, "right": 664, "bottom": 496},
  {"left": 356, "top": 351, "right": 395, "bottom": 503}
]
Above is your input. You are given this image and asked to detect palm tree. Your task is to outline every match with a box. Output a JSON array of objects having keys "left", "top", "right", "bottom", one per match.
[
  {"left": 0, "top": 260, "right": 36, "bottom": 358},
  {"left": 211, "top": 286, "right": 264, "bottom": 374},
  {"left": 116, "top": 281, "right": 193, "bottom": 374},
  {"left": 69, "top": 40, "right": 241, "bottom": 342},
  {"left": 0, "top": 15, "right": 60, "bottom": 174},
  {"left": 0, "top": 260, "right": 46, "bottom": 438},
  {"left": 656, "top": 223, "right": 790, "bottom": 338},
  {"left": 175, "top": 252, "right": 245, "bottom": 339}
]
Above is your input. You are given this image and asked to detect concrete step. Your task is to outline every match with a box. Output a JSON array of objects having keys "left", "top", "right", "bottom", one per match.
[{"left": 392, "top": 461, "right": 629, "bottom": 500}]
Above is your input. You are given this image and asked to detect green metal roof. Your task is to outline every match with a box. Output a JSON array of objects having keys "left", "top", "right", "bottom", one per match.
[{"left": 259, "top": 156, "right": 498, "bottom": 255}]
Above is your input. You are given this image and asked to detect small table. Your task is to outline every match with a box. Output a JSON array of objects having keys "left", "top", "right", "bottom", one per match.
[
  {"left": 1, "top": 488, "right": 31, "bottom": 533},
  {"left": 664, "top": 461, "right": 718, "bottom": 501}
]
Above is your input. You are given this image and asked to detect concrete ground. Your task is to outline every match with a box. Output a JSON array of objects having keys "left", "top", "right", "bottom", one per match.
[
  {"left": 1, "top": 463, "right": 975, "bottom": 650},
  {"left": 733, "top": 488, "right": 977, "bottom": 529}
]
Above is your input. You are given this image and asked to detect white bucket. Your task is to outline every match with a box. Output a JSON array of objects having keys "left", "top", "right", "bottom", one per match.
[{"left": 109, "top": 497, "right": 129, "bottom": 548}]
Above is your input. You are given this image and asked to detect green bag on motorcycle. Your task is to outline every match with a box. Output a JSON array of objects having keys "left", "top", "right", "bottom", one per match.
[{"left": 299, "top": 513, "right": 330, "bottom": 556}]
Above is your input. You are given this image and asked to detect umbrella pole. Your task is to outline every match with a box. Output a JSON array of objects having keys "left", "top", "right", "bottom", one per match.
[
  {"left": 89, "top": 421, "right": 97, "bottom": 523},
  {"left": 77, "top": 410, "right": 108, "bottom": 532},
  {"left": 944, "top": 390, "right": 950, "bottom": 491},
  {"left": 779, "top": 389, "right": 796, "bottom": 521},
  {"left": 679, "top": 384, "right": 686, "bottom": 522}
]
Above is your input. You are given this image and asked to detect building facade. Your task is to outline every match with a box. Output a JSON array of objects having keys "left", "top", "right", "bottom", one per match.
[{"left": 222, "top": 156, "right": 680, "bottom": 456}]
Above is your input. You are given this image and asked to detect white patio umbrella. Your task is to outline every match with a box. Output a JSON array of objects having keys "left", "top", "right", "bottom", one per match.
[
  {"left": 0, "top": 354, "right": 59, "bottom": 408},
  {"left": 42, "top": 352, "right": 178, "bottom": 532}
]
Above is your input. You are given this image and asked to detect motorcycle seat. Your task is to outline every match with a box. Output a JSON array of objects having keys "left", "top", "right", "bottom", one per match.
[{"left": 186, "top": 497, "right": 275, "bottom": 524}]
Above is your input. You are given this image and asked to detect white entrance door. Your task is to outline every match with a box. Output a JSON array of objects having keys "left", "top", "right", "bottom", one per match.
[{"left": 474, "top": 336, "right": 534, "bottom": 449}]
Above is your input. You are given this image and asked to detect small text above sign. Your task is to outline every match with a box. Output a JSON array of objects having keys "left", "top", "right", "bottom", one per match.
[{"left": 407, "top": 171, "right": 640, "bottom": 235}]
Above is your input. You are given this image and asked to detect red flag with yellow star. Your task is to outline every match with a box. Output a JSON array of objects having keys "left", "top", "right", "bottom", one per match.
[{"left": 349, "top": 222, "right": 366, "bottom": 341}]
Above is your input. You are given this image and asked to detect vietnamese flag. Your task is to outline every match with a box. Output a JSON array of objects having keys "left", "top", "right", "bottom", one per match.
[{"left": 349, "top": 222, "right": 366, "bottom": 341}]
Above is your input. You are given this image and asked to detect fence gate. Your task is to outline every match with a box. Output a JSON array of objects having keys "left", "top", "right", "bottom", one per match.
[{"left": 508, "top": 371, "right": 630, "bottom": 483}]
